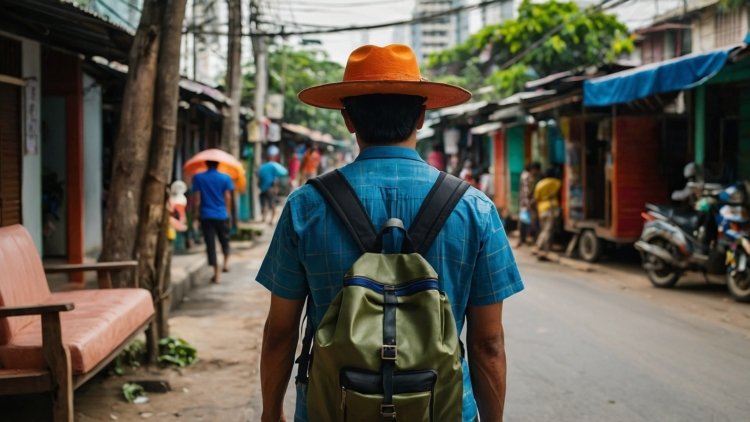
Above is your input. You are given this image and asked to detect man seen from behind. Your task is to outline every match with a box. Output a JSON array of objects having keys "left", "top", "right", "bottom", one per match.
[{"left": 256, "top": 44, "right": 524, "bottom": 422}]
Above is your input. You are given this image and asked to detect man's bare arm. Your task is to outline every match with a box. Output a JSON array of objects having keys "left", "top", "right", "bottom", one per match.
[
  {"left": 261, "top": 294, "right": 306, "bottom": 422},
  {"left": 467, "top": 302, "right": 507, "bottom": 421},
  {"left": 224, "top": 190, "right": 232, "bottom": 222}
]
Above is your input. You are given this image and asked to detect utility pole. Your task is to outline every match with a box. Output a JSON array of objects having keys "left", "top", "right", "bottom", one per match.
[
  {"left": 192, "top": 0, "right": 198, "bottom": 80},
  {"left": 250, "top": 0, "right": 267, "bottom": 221},
  {"left": 221, "top": 0, "right": 242, "bottom": 158}
]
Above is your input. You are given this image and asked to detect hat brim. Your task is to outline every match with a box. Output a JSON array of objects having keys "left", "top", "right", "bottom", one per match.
[{"left": 298, "top": 80, "right": 472, "bottom": 110}]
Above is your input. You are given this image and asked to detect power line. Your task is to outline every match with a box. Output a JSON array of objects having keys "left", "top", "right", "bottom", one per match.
[
  {"left": 262, "top": 3, "right": 382, "bottom": 16},
  {"left": 184, "top": 0, "right": 508, "bottom": 37},
  {"left": 275, "top": 0, "right": 410, "bottom": 8},
  {"left": 262, "top": 3, "right": 394, "bottom": 15}
]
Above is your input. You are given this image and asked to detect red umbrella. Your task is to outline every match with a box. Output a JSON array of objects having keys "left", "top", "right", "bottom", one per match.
[{"left": 183, "top": 149, "right": 247, "bottom": 192}]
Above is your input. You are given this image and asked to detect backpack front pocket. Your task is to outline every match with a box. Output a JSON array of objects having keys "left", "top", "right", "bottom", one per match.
[{"left": 339, "top": 368, "right": 437, "bottom": 421}]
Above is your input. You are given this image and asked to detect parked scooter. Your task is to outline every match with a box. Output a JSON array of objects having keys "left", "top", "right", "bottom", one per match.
[
  {"left": 724, "top": 182, "right": 750, "bottom": 302},
  {"left": 634, "top": 180, "right": 748, "bottom": 290}
]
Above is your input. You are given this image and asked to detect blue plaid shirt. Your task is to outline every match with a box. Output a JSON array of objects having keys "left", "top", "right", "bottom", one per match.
[{"left": 256, "top": 146, "right": 524, "bottom": 421}]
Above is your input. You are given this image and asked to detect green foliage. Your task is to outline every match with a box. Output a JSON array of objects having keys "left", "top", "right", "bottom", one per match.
[
  {"left": 242, "top": 45, "right": 349, "bottom": 140},
  {"left": 486, "top": 64, "right": 536, "bottom": 97},
  {"left": 111, "top": 339, "right": 146, "bottom": 376},
  {"left": 719, "top": 0, "right": 750, "bottom": 9},
  {"left": 427, "top": 0, "right": 634, "bottom": 95},
  {"left": 122, "top": 382, "right": 146, "bottom": 403},
  {"left": 158, "top": 336, "right": 197, "bottom": 367}
]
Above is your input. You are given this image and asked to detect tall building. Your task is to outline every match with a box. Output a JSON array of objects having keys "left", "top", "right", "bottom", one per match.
[
  {"left": 481, "top": 0, "right": 518, "bottom": 27},
  {"left": 411, "top": 0, "right": 469, "bottom": 63}
]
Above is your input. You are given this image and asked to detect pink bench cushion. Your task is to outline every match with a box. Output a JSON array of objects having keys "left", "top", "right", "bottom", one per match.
[
  {"left": 0, "top": 225, "right": 52, "bottom": 344},
  {"left": 0, "top": 289, "right": 154, "bottom": 374}
]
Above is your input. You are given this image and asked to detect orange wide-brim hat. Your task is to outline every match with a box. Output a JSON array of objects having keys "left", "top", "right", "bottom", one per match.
[{"left": 298, "top": 44, "right": 471, "bottom": 110}]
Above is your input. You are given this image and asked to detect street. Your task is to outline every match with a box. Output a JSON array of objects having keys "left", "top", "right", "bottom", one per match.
[{"left": 505, "top": 251, "right": 750, "bottom": 421}]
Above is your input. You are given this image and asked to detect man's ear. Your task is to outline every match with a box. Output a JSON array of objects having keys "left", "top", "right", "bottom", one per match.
[
  {"left": 416, "top": 105, "right": 427, "bottom": 129},
  {"left": 341, "top": 110, "right": 356, "bottom": 134}
]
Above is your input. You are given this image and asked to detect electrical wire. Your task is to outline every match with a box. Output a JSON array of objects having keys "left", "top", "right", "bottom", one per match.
[
  {"left": 184, "top": 0, "right": 508, "bottom": 37},
  {"left": 276, "top": 0, "right": 411, "bottom": 7}
]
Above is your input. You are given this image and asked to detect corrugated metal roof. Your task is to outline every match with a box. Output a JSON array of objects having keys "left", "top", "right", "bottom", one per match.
[{"left": 0, "top": 0, "right": 133, "bottom": 62}]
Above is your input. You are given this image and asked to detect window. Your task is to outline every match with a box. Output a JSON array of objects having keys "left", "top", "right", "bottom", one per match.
[{"left": 715, "top": 8, "right": 745, "bottom": 47}]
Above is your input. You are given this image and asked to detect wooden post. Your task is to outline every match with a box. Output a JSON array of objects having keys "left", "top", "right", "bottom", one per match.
[
  {"left": 694, "top": 85, "right": 706, "bottom": 168},
  {"left": 221, "top": 0, "right": 243, "bottom": 159},
  {"left": 66, "top": 61, "right": 85, "bottom": 283},
  {"left": 41, "top": 312, "right": 72, "bottom": 422}
]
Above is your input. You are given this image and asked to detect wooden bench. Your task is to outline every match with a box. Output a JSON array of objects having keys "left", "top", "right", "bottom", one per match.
[{"left": 0, "top": 224, "right": 155, "bottom": 421}]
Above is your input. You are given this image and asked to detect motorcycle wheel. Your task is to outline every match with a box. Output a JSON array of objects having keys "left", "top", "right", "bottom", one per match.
[
  {"left": 643, "top": 238, "right": 681, "bottom": 288},
  {"left": 728, "top": 253, "right": 750, "bottom": 302}
]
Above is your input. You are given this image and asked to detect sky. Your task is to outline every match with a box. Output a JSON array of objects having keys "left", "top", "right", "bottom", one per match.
[{"left": 260, "top": 0, "right": 685, "bottom": 65}]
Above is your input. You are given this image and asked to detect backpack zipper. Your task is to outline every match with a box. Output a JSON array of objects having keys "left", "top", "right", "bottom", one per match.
[{"left": 344, "top": 276, "right": 439, "bottom": 296}]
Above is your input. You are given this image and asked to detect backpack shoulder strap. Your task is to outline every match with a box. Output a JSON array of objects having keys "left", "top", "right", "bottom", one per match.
[
  {"left": 307, "top": 170, "right": 378, "bottom": 253},
  {"left": 408, "top": 172, "right": 471, "bottom": 256}
]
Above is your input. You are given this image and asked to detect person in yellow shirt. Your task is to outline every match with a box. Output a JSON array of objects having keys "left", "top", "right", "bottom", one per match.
[{"left": 533, "top": 169, "right": 562, "bottom": 259}]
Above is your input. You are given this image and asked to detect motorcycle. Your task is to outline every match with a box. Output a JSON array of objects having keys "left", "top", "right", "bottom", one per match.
[
  {"left": 723, "top": 183, "right": 750, "bottom": 302},
  {"left": 634, "top": 182, "right": 748, "bottom": 290}
]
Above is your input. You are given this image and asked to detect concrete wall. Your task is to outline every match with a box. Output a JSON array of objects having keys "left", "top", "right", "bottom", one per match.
[
  {"left": 82, "top": 73, "right": 102, "bottom": 256},
  {"left": 691, "top": 6, "right": 717, "bottom": 53},
  {"left": 21, "top": 39, "right": 43, "bottom": 252}
]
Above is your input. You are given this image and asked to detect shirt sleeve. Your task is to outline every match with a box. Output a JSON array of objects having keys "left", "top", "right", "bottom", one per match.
[
  {"left": 225, "top": 175, "right": 235, "bottom": 192},
  {"left": 256, "top": 202, "right": 308, "bottom": 300},
  {"left": 468, "top": 204, "right": 524, "bottom": 306}
]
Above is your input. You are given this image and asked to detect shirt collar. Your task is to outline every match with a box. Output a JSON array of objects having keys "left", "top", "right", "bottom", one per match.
[{"left": 355, "top": 146, "right": 425, "bottom": 163}]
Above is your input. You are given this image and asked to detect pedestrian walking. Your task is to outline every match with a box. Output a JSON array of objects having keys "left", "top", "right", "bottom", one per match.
[
  {"left": 533, "top": 168, "right": 562, "bottom": 260},
  {"left": 459, "top": 159, "right": 476, "bottom": 186},
  {"left": 257, "top": 157, "right": 288, "bottom": 226},
  {"left": 256, "top": 44, "right": 523, "bottom": 422},
  {"left": 192, "top": 160, "right": 234, "bottom": 283},
  {"left": 288, "top": 151, "right": 300, "bottom": 190},
  {"left": 427, "top": 143, "right": 445, "bottom": 171},
  {"left": 517, "top": 162, "right": 541, "bottom": 247},
  {"left": 299, "top": 141, "right": 321, "bottom": 183}
]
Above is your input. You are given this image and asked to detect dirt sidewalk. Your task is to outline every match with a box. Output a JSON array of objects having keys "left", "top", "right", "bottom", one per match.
[{"left": 66, "top": 238, "right": 274, "bottom": 422}]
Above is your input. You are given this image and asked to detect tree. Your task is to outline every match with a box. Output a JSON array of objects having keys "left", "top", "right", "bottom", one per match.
[
  {"left": 427, "top": 0, "right": 633, "bottom": 96},
  {"left": 220, "top": 0, "right": 242, "bottom": 158},
  {"left": 101, "top": 0, "right": 187, "bottom": 360},
  {"left": 242, "top": 45, "right": 349, "bottom": 139}
]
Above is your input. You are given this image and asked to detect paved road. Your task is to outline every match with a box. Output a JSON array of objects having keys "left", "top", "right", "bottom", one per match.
[{"left": 504, "top": 251, "right": 750, "bottom": 422}]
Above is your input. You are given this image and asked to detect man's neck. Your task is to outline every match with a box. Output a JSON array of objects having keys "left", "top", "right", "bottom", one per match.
[{"left": 357, "top": 132, "right": 417, "bottom": 150}]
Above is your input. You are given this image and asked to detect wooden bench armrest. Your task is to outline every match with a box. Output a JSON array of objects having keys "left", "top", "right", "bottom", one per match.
[
  {"left": 44, "top": 261, "right": 137, "bottom": 272},
  {"left": 0, "top": 303, "right": 74, "bottom": 318},
  {"left": 44, "top": 261, "right": 138, "bottom": 289},
  {"left": 0, "top": 302, "right": 74, "bottom": 419}
]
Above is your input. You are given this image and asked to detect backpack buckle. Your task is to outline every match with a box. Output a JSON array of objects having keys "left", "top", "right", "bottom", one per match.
[
  {"left": 381, "top": 344, "right": 397, "bottom": 360},
  {"left": 380, "top": 404, "right": 396, "bottom": 418}
]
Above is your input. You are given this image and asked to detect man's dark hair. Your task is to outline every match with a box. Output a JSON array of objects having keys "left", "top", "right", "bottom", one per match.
[
  {"left": 544, "top": 168, "right": 557, "bottom": 178},
  {"left": 206, "top": 160, "right": 219, "bottom": 169},
  {"left": 342, "top": 94, "right": 426, "bottom": 145},
  {"left": 528, "top": 162, "right": 542, "bottom": 172}
]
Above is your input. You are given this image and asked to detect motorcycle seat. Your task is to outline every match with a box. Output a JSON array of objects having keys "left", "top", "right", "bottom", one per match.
[
  {"left": 672, "top": 213, "right": 700, "bottom": 232},
  {"left": 646, "top": 204, "right": 700, "bottom": 231}
]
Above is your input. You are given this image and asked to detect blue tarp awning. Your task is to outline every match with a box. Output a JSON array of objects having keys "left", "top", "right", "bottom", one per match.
[{"left": 583, "top": 46, "right": 740, "bottom": 107}]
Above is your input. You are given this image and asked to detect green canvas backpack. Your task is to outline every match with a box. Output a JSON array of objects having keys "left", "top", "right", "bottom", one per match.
[{"left": 296, "top": 170, "right": 470, "bottom": 421}]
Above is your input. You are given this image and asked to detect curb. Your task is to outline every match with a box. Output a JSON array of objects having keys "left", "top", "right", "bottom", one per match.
[{"left": 168, "top": 240, "right": 254, "bottom": 311}]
